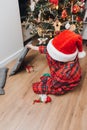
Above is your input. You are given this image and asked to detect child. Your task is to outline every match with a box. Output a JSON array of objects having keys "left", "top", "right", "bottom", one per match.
[{"left": 26, "top": 29, "right": 86, "bottom": 97}]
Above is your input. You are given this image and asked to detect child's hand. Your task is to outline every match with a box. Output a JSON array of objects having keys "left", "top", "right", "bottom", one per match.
[
  {"left": 26, "top": 44, "right": 39, "bottom": 51},
  {"left": 26, "top": 44, "right": 33, "bottom": 49}
]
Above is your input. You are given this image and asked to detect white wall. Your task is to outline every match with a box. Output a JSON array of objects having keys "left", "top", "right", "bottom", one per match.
[{"left": 0, "top": 0, "right": 23, "bottom": 67}]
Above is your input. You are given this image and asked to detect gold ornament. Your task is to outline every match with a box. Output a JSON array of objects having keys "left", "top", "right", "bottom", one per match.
[
  {"left": 69, "top": 24, "right": 76, "bottom": 31},
  {"left": 56, "top": 5, "right": 58, "bottom": 10},
  {"left": 37, "top": 27, "right": 43, "bottom": 37}
]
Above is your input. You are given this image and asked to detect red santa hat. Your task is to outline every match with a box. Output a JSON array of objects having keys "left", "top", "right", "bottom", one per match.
[{"left": 47, "top": 30, "right": 86, "bottom": 62}]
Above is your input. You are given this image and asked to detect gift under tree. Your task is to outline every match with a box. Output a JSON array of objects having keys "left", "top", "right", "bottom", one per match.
[{"left": 26, "top": 28, "right": 86, "bottom": 103}]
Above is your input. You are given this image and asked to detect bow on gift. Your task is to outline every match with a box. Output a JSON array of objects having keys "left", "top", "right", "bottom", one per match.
[{"left": 25, "top": 65, "right": 34, "bottom": 73}]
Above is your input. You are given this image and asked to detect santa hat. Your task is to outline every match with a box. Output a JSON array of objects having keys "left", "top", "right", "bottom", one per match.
[{"left": 47, "top": 30, "right": 86, "bottom": 62}]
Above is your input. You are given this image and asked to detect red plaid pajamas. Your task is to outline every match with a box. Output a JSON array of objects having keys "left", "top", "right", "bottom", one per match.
[{"left": 33, "top": 46, "right": 82, "bottom": 95}]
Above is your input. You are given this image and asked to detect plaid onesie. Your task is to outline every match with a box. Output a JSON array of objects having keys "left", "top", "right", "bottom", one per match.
[{"left": 33, "top": 46, "right": 82, "bottom": 95}]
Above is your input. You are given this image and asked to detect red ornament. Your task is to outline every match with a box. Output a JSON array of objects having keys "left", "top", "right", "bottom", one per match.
[
  {"left": 76, "top": 16, "right": 82, "bottom": 22},
  {"left": 72, "top": 5, "right": 80, "bottom": 13},
  {"left": 49, "top": 0, "right": 58, "bottom": 5},
  {"left": 61, "top": 9, "right": 67, "bottom": 19}
]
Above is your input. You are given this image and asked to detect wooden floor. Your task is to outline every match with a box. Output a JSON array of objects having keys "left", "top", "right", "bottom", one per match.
[{"left": 0, "top": 43, "right": 87, "bottom": 130}]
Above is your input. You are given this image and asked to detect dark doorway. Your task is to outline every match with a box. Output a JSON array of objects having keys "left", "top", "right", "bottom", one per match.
[{"left": 18, "top": 0, "right": 28, "bottom": 23}]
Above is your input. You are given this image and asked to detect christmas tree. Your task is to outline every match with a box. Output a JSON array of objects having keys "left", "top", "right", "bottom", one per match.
[
  {"left": 22, "top": 0, "right": 85, "bottom": 39},
  {"left": 57, "top": 0, "right": 85, "bottom": 34}
]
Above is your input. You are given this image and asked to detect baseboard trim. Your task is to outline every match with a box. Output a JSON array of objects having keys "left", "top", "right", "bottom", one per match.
[{"left": 0, "top": 48, "right": 23, "bottom": 67}]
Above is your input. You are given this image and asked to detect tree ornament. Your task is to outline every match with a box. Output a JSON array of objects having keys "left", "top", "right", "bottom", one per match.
[
  {"left": 38, "top": 11, "right": 41, "bottom": 22},
  {"left": 76, "top": 16, "right": 82, "bottom": 22},
  {"left": 78, "top": 2, "right": 85, "bottom": 12},
  {"left": 49, "top": 32, "right": 52, "bottom": 38},
  {"left": 56, "top": 5, "right": 58, "bottom": 10},
  {"left": 49, "top": 0, "right": 58, "bottom": 5},
  {"left": 69, "top": 24, "right": 76, "bottom": 31},
  {"left": 65, "top": 22, "right": 71, "bottom": 29},
  {"left": 53, "top": 19, "right": 62, "bottom": 34},
  {"left": 72, "top": 4, "right": 80, "bottom": 13},
  {"left": 38, "top": 38, "right": 48, "bottom": 45},
  {"left": 30, "top": 0, "right": 36, "bottom": 11},
  {"left": 50, "top": 4, "right": 58, "bottom": 10},
  {"left": 37, "top": 27, "right": 43, "bottom": 37},
  {"left": 61, "top": 9, "right": 67, "bottom": 19}
]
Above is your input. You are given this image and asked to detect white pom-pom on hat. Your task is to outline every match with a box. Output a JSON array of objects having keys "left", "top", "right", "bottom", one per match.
[{"left": 78, "top": 50, "right": 86, "bottom": 58}]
